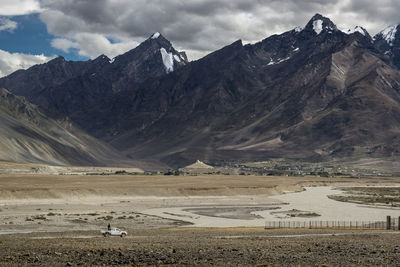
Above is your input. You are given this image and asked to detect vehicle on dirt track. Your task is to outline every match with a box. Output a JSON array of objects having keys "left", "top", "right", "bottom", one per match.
[{"left": 101, "top": 228, "right": 127, "bottom": 237}]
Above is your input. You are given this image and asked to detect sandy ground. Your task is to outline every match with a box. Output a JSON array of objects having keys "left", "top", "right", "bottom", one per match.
[
  {"left": 0, "top": 174, "right": 307, "bottom": 234},
  {"left": 1, "top": 173, "right": 400, "bottom": 265},
  {"left": 0, "top": 174, "right": 399, "bottom": 232}
]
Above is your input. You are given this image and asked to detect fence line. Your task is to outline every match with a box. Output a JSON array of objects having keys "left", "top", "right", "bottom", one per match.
[{"left": 264, "top": 220, "right": 395, "bottom": 230}]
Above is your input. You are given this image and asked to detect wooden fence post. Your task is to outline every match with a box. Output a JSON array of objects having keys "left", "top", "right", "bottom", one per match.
[
  {"left": 398, "top": 217, "right": 400, "bottom": 231},
  {"left": 387, "top": 216, "right": 391, "bottom": 230}
]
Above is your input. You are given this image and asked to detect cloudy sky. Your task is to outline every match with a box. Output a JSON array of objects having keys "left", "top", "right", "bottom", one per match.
[{"left": 0, "top": 0, "right": 399, "bottom": 77}]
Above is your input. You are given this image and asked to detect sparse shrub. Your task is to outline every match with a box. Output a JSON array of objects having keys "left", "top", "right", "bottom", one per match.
[
  {"left": 32, "top": 215, "right": 46, "bottom": 220},
  {"left": 319, "top": 172, "right": 329, "bottom": 178},
  {"left": 164, "top": 169, "right": 182, "bottom": 176},
  {"left": 97, "top": 216, "right": 113, "bottom": 221},
  {"left": 297, "top": 212, "right": 320, "bottom": 217}
]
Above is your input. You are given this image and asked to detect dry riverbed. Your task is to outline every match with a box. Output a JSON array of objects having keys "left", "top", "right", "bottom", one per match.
[{"left": 1, "top": 173, "right": 400, "bottom": 265}]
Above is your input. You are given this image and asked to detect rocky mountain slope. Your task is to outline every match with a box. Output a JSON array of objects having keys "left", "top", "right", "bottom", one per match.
[
  {"left": 71, "top": 14, "right": 400, "bottom": 166},
  {"left": 1, "top": 14, "right": 400, "bottom": 168},
  {"left": 0, "top": 33, "right": 187, "bottom": 117},
  {"left": 0, "top": 88, "right": 129, "bottom": 166},
  {"left": 374, "top": 24, "right": 400, "bottom": 68}
]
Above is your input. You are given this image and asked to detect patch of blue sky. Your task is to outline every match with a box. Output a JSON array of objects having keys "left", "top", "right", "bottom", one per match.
[{"left": 0, "top": 14, "right": 88, "bottom": 61}]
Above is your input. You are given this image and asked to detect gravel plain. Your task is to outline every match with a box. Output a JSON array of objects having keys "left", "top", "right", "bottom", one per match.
[{"left": 1, "top": 228, "right": 400, "bottom": 266}]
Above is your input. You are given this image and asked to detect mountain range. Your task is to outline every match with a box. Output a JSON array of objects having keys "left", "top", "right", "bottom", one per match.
[
  {"left": 0, "top": 87, "right": 116, "bottom": 166},
  {"left": 1, "top": 14, "right": 400, "bottom": 169}
]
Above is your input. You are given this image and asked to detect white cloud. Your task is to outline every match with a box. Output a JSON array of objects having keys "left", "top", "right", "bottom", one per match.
[
  {"left": 37, "top": 0, "right": 400, "bottom": 60},
  {"left": 0, "top": 0, "right": 42, "bottom": 16},
  {"left": 51, "top": 33, "right": 138, "bottom": 59},
  {"left": 0, "top": 17, "right": 17, "bottom": 32},
  {"left": 0, "top": 49, "right": 52, "bottom": 77},
  {"left": 0, "top": 0, "right": 397, "bottom": 75},
  {"left": 51, "top": 38, "right": 79, "bottom": 53},
  {"left": 72, "top": 33, "right": 138, "bottom": 59},
  {"left": 41, "top": 8, "right": 139, "bottom": 59}
]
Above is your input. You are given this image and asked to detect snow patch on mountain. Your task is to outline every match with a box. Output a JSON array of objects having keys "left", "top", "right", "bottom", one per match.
[
  {"left": 268, "top": 57, "right": 290, "bottom": 65},
  {"left": 313, "top": 20, "right": 323, "bottom": 35},
  {"left": 345, "top": 26, "right": 366, "bottom": 36},
  {"left": 151, "top": 32, "right": 161, "bottom": 39},
  {"left": 294, "top": 27, "right": 302, "bottom": 33},
  {"left": 173, "top": 54, "right": 181, "bottom": 62},
  {"left": 160, "top": 48, "right": 174, "bottom": 73},
  {"left": 380, "top": 25, "right": 398, "bottom": 45}
]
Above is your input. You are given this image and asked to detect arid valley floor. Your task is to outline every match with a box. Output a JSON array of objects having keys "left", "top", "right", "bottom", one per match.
[{"left": 1, "top": 166, "right": 400, "bottom": 266}]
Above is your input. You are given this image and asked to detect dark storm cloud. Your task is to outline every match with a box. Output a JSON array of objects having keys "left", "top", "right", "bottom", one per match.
[
  {"left": 39, "top": 0, "right": 400, "bottom": 60},
  {"left": 338, "top": 0, "right": 400, "bottom": 30}
]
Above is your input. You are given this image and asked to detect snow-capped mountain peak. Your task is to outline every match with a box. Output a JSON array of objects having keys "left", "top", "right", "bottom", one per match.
[
  {"left": 142, "top": 32, "right": 188, "bottom": 73},
  {"left": 305, "top": 13, "right": 338, "bottom": 35},
  {"left": 151, "top": 32, "right": 161, "bottom": 39},
  {"left": 313, "top": 19, "right": 324, "bottom": 35},
  {"left": 379, "top": 25, "right": 399, "bottom": 46},
  {"left": 345, "top": 26, "right": 367, "bottom": 36}
]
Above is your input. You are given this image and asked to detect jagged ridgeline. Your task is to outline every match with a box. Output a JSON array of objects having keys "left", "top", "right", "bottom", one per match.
[{"left": 1, "top": 14, "right": 400, "bottom": 168}]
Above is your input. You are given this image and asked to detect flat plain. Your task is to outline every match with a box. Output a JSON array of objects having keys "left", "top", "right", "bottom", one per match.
[{"left": 1, "top": 172, "right": 400, "bottom": 266}]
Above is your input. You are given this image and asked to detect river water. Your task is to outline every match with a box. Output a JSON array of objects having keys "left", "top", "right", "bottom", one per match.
[{"left": 143, "top": 186, "right": 400, "bottom": 227}]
